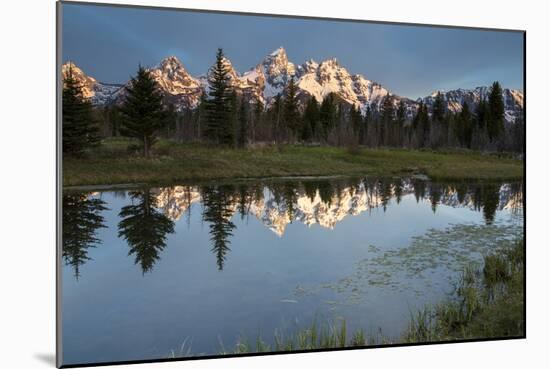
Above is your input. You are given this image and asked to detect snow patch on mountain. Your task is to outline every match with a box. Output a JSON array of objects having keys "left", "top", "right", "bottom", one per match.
[
  {"left": 422, "top": 87, "right": 524, "bottom": 123},
  {"left": 61, "top": 62, "right": 122, "bottom": 105},
  {"left": 63, "top": 49, "right": 524, "bottom": 124}
]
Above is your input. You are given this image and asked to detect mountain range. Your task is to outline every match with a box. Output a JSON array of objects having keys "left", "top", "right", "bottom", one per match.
[
  {"left": 62, "top": 47, "right": 524, "bottom": 123},
  {"left": 154, "top": 181, "right": 523, "bottom": 237}
]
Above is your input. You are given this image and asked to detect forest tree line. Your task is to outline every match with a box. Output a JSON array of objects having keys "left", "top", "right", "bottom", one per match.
[{"left": 63, "top": 48, "right": 525, "bottom": 158}]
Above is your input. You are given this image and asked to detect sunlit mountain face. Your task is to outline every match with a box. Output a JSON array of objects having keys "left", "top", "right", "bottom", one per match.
[
  {"left": 153, "top": 177, "right": 524, "bottom": 236},
  {"left": 61, "top": 46, "right": 524, "bottom": 123}
]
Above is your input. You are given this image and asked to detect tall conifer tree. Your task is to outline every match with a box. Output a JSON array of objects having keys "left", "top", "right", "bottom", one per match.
[
  {"left": 380, "top": 95, "right": 395, "bottom": 146},
  {"left": 319, "top": 93, "right": 337, "bottom": 142},
  {"left": 432, "top": 92, "right": 446, "bottom": 124},
  {"left": 283, "top": 78, "right": 300, "bottom": 142},
  {"left": 362, "top": 106, "right": 372, "bottom": 145},
  {"left": 119, "top": 65, "right": 169, "bottom": 158},
  {"left": 303, "top": 97, "right": 320, "bottom": 141},
  {"left": 205, "top": 48, "right": 234, "bottom": 145},
  {"left": 395, "top": 101, "right": 407, "bottom": 146},
  {"left": 457, "top": 101, "right": 473, "bottom": 147},
  {"left": 487, "top": 81, "right": 505, "bottom": 141},
  {"left": 62, "top": 64, "right": 100, "bottom": 156},
  {"left": 271, "top": 94, "right": 283, "bottom": 145},
  {"left": 237, "top": 98, "right": 248, "bottom": 148}
]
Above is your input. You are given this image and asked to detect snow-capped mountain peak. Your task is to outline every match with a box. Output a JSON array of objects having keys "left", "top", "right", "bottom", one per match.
[
  {"left": 150, "top": 56, "right": 200, "bottom": 94},
  {"left": 421, "top": 86, "right": 524, "bottom": 123},
  {"left": 270, "top": 46, "right": 287, "bottom": 57},
  {"left": 61, "top": 61, "right": 122, "bottom": 105},
  {"left": 146, "top": 56, "right": 203, "bottom": 110},
  {"left": 259, "top": 47, "right": 296, "bottom": 99},
  {"left": 63, "top": 48, "right": 524, "bottom": 123},
  {"left": 156, "top": 56, "right": 188, "bottom": 76}
]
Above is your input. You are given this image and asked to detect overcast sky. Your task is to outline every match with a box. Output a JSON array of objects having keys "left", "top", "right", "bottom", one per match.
[{"left": 61, "top": 2, "right": 524, "bottom": 99}]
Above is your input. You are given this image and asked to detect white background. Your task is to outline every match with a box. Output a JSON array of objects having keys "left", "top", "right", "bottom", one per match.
[{"left": 0, "top": 0, "right": 548, "bottom": 368}]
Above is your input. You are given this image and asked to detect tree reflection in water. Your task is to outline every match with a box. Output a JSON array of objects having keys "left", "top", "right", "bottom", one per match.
[
  {"left": 63, "top": 177, "right": 524, "bottom": 277},
  {"left": 62, "top": 193, "right": 108, "bottom": 279},
  {"left": 118, "top": 188, "right": 175, "bottom": 274}
]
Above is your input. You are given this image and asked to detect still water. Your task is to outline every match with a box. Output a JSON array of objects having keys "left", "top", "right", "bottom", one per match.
[{"left": 62, "top": 176, "right": 524, "bottom": 365}]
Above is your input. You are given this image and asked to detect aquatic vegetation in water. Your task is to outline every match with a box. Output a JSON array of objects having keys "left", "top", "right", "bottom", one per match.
[
  {"left": 404, "top": 239, "right": 524, "bottom": 341},
  {"left": 296, "top": 218, "right": 523, "bottom": 305},
  {"left": 169, "top": 240, "right": 524, "bottom": 357}
]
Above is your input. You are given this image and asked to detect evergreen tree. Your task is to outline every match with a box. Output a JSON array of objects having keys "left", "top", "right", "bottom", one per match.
[
  {"left": 412, "top": 102, "right": 426, "bottom": 148},
  {"left": 457, "top": 101, "right": 473, "bottom": 147},
  {"left": 229, "top": 91, "right": 239, "bottom": 147},
  {"left": 416, "top": 102, "right": 430, "bottom": 148},
  {"left": 119, "top": 65, "right": 169, "bottom": 158},
  {"left": 362, "top": 105, "right": 372, "bottom": 146},
  {"left": 196, "top": 93, "right": 208, "bottom": 140},
  {"left": 271, "top": 94, "right": 283, "bottom": 145},
  {"left": 319, "top": 93, "right": 337, "bottom": 142},
  {"left": 475, "top": 97, "right": 488, "bottom": 129},
  {"left": 283, "top": 78, "right": 300, "bottom": 142},
  {"left": 62, "top": 64, "right": 101, "bottom": 156},
  {"left": 237, "top": 98, "right": 248, "bottom": 148},
  {"left": 511, "top": 109, "right": 525, "bottom": 153},
  {"left": 335, "top": 103, "right": 345, "bottom": 146},
  {"left": 412, "top": 102, "right": 421, "bottom": 131},
  {"left": 432, "top": 92, "right": 446, "bottom": 124},
  {"left": 446, "top": 112, "right": 458, "bottom": 147},
  {"left": 205, "top": 48, "right": 234, "bottom": 145},
  {"left": 302, "top": 97, "right": 320, "bottom": 141},
  {"left": 350, "top": 105, "right": 363, "bottom": 136},
  {"left": 470, "top": 97, "right": 490, "bottom": 150},
  {"left": 380, "top": 95, "right": 395, "bottom": 146},
  {"left": 431, "top": 92, "right": 447, "bottom": 147},
  {"left": 395, "top": 101, "right": 407, "bottom": 147},
  {"left": 252, "top": 97, "right": 263, "bottom": 143},
  {"left": 118, "top": 188, "right": 175, "bottom": 274},
  {"left": 487, "top": 81, "right": 505, "bottom": 141}
]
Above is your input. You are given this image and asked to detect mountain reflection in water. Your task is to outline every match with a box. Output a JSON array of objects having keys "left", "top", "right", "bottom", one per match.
[{"left": 62, "top": 177, "right": 523, "bottom": 277}]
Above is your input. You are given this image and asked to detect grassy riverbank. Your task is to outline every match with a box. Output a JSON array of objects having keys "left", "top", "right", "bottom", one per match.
[
  {"left": 170, "top": 239, "right": 524, "bottom": 357},
  {"left": 403, "top": 238, "right": 524, "bottom": 342},
  {"left": 63, "top": 138, "right": 523, "bottom": 187}
]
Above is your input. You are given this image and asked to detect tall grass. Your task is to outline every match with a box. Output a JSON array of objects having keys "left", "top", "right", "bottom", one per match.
[
  {"left": 217, "top": 319, "right": 354, "bottom": 355},
  {"left": 404, "top": 239, "right": 524, "bottom": 342}
]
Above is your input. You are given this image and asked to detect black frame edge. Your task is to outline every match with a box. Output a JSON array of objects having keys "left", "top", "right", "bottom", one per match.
[{"left": 55, "top": 1, "right": 527, "bottom": 368}]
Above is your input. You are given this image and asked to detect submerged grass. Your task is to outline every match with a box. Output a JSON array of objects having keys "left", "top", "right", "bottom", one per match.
[
  {"left": 170, "top": 239, "right": 524, "bottom": 357},
  {"left": 63, "top": 138, "right": 523, "bottom": 187}
]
